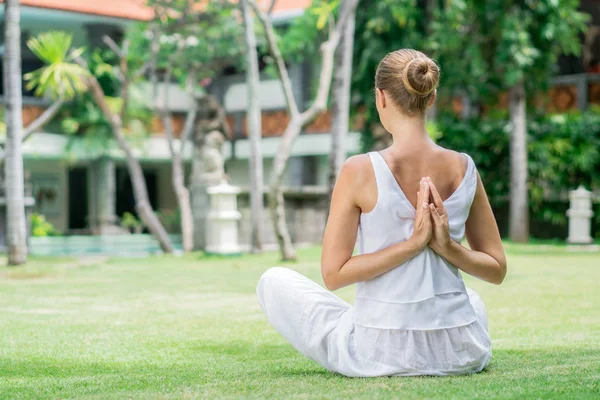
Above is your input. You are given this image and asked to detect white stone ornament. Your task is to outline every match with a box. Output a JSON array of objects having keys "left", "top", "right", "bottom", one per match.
[
  {"left": 206, "top": 182, "right": 242, "bottom": 255},
  {"left": 566, "top": 185, "right": 594, "bottom": 244}
]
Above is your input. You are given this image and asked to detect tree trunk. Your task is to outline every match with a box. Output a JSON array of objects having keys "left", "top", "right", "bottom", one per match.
[
  {"left": 4, "top": 0, "right": 28, "bottom": 265},
  {"left": 172, "top": 153, "right": 193, "bottom": 252},
  {"left": 508, "top": 80, "right": 529, "bottom": 243},
  {"left": 159, "top": 78, "right": 196, "bottom": 254},
  {"left": 90, "top": 88, "right": 173, "bottom": 253},
  {"left": 122, "top": 144, "right": 174, "bottom": 253},
  {"left": 241, "top": 0, "right": 264, "bottom": 253},
  {"left": 251, "top": 0, "right": 359, "bottom": 261},
  {"left": 269, "top": 119, "right": 304, "bottom": 261},
  {"left": 328, "top": 2, "right": 356, "bottom": 205}
]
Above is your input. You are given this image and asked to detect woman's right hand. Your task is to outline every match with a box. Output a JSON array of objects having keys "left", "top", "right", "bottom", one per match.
[{"left": 410, "top": 177, "right": 432, "bottom": 250}]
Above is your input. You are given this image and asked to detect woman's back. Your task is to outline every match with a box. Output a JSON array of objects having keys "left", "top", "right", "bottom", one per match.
[
  {"left": 354, "top": 150, "right": 478, "bottom": 330},
  {"left": 257, "top": 48, "right": 505, "bottom": 377}
]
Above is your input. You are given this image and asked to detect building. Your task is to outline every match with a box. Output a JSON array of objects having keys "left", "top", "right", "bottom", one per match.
[
  {"left": 0, "top": 0, "right": 599, "bottom": 251},
  {"left": 0, "top": 0, "right": 360, "bottom": 249}
]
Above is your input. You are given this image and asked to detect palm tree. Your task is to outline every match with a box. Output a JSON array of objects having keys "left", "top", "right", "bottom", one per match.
[
  {"left": 3, "top": 0, "right": 27, "bottom": 265},
  {"left": 0, "top": 31, "right": 87, "bottom": 164}
]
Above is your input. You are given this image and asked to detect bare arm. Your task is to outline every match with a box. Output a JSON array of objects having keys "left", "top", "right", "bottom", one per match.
[
  {"left": 321, "top": 157, "right": 432, "bottom": 291},
  {"left": 429, "top": 174, "right": 507, "bottom": 284}
]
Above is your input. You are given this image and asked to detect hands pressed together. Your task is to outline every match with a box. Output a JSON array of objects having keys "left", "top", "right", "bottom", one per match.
[{"left": 411, "top": 177, "right": 452, "bottom": 255}]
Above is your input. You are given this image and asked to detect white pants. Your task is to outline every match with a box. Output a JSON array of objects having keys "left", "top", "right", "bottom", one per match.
[{"left": 257, "top": 267, "right": 492, "bottom": 377}]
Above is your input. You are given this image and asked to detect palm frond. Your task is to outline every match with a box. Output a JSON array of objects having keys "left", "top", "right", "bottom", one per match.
[{"left": 24, "top": 31, "right": 90, "bottom": 100}]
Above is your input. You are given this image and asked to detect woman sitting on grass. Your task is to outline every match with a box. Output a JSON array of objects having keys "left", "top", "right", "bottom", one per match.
[{"left": 257, "top": 49, "right": 507, "bottom": 377}]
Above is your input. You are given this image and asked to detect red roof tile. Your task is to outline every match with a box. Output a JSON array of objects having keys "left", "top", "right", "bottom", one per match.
[
  {"left": 1, "top": 0, "right": 311, "bottom": 21},
  {"left": 0, "top": 0, "right": 153, "bottom": 20}
]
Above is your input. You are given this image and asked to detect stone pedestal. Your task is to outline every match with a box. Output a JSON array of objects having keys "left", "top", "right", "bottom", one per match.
[
  {"left": 205, "top": 183, "right": 242, "bottom": 255},
  {"left": 566, "top": 186, "right": 594, "bottom": 244}
]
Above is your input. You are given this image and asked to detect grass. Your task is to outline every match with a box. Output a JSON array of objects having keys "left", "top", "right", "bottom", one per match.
[{"left": 0, "top": 245, "right": 599, "bottom": 399}]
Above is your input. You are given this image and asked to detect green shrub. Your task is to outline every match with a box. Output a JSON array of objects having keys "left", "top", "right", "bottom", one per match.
[
  {"left": 435, "top": 110, "right": 600, "bottom": 239},
  {"left": 120, "top": 212, "right": 143, "bottom": 234},
  {"left": 30, "top": 213, "right": 61, "bottom": 237}
]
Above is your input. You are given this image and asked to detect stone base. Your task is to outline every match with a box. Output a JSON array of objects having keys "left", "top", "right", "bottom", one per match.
[{"left": 567, "top": 236, "right": 593, "bottom": 244}]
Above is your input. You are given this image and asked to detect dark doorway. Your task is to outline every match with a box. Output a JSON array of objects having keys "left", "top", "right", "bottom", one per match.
[
  {"left": 68, "top": 167, "right": 89, "bottom": 231},
  {"left": 115, "top": 167, "right": 158, "bottom": 219}
]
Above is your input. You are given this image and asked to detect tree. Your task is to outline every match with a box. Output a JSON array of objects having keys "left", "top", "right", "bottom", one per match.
[
  {"left": 72, "top": 37, "right": 174, "bottom": 253},
  {"left": 249, "top": 0, "right": 359, "bottom": 261},
  {"left": 241, "top": 0, "right": 264, "bottom": 253},
  {"left": 0, "top": 32, "right": 80, "bottom": 164},
  {"left": 427, "top": 0, "right": 588, "bottom": 242},
  {"left": 135, "top": 0, "right": 242, "bottom": 253},
  {"left": 3, "top": 0, "right": 27, "bottom": 265},
  {"left": 327, "top": 0, "right": 356, "bottom": 204},
  {"left": 351, "top": 0, "right": 587, "bottom": 242}
]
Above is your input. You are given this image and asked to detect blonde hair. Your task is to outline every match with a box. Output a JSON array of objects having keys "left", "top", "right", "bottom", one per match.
[{"left": 375, "top": 49, "right": 440, "bottom": 115}]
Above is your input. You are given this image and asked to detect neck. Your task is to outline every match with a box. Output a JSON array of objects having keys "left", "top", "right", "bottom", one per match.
[{"left": 386, "top": 113, "right": 432, "bottom": 155}]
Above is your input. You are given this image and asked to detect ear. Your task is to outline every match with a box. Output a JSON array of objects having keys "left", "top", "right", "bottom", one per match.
[
  {"left": 428, "top": 90, "right": 437, "bottom": 108},
  {"left": 376, "top": 88, "right": 387, "bottom": 109}
]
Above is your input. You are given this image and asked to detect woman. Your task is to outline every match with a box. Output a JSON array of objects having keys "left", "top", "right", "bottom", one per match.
[{"left": 257, "top": 49, "right": 507, "bottom": 377}]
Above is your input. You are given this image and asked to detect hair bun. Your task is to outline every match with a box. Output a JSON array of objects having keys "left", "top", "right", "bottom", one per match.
[{"left": 402, "top": 57, "right": 440, "bottom": 97}]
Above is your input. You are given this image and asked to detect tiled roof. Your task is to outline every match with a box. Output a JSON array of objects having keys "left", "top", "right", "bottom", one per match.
[
  {"left": 5, "top": 0, "right": 154, "bottom": 20},
  {"left": 1, "top": 0, "right": 311, "bottom": 21}
]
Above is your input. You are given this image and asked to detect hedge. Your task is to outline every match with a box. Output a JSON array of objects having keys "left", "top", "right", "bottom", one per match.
[{"left": 434, "top": 110, "right": 600, "bottom": 239}]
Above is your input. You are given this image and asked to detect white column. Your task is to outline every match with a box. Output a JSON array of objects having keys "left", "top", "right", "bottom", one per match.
[{"left": 566, "top": 186, "right": 594, "bottom": 244}]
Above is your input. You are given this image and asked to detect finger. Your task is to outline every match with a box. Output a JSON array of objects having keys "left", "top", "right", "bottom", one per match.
[
  {"left": 421, "top": 178, "right": 430, "bottom": 206},
  {"left": 422, "top": 202, "right": 432, "bottom": 225},
  {"left": 415, "top": 179, "right": 426, "bottom": 218},
  {"left": 430, "top": 203, "right": 442, "bottom": 225},
  {"left": 427, "top": 178, "right": 444, "bottom": 209},
  {"left": 418, "top": 178, "right": 426, "bottom": 203}
]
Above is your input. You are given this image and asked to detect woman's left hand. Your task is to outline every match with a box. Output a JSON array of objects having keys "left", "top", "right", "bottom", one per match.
[{"left": 426, "top": 178, "right": 451, "bottom": 255}]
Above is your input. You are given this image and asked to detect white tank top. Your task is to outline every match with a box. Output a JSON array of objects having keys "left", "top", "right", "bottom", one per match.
[{"left": 354, "top": 151, "right": 478, "bottom": 330}]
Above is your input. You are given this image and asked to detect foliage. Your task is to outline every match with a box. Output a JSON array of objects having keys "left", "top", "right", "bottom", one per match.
[
  {"left": 428, "top": 0, "right": 589, "bottom": 106},
  {"left": 130, "top": 0, "right": 244, "bottom": 86},
  {"left": 23, "top": 31, "right": 90, "bottom": 100},
  {"left": 277, "top": 0, "right": 331, "bottom": 63},
  {"left": 0, "top": 246, "right": 599, "bottom": 398},
  {"left": 352, "top": 0, "right": 589, "bottom": 147},
  {"left": 24, "top": 31, "right": 153, "bottom": 158},
  {"left": 120, "top": 212, "right": 144, "bottom": 234},
  {"left": 30, "top": 213, "right": 61, "bottom": 237},
  {"left": 436, "top": 110, "right": 600, "bottom": 238}
]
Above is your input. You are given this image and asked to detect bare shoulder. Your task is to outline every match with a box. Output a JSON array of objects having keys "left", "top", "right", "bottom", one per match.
[
  {"left": 340, "top": 154, "right": 373, "bottom": 183},
  {"left": 338, "top": 154, "right": 377, "bottom": 213}
]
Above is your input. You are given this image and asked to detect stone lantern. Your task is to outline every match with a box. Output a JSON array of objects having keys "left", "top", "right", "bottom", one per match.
[
  {"left": 566, "top": 186, "right": 594, "bottom": 244},
  {"left": 206, "top": 182, "right": 242, "bottom": 255}
]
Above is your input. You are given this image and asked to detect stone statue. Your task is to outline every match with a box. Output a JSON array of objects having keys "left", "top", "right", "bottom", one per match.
[
  {"left": 191, "top": 95, "right": 229, "bottom": 186},
  {"left": 190, "top": 94, "right": 231, "bottom": 250},
  {"left": 198, "top": 130, "right": 227, "bottom": 185}
]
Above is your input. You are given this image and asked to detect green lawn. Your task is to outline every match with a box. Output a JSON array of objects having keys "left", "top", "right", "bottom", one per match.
[{"left": 0, "top": 244, "right": 599, "bottom": 399}]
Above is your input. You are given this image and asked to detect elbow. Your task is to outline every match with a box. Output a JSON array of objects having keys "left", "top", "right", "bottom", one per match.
[
  {"left": 321, "top": 268, "right": 342, "bottom": 291},
  {"left": 322, "top": 274, "right": 341, "bottom": 291},
  {"left": 491, "top": 262, "right": 507, "bottom": 285}
]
